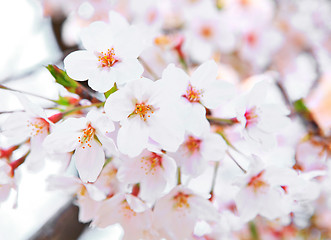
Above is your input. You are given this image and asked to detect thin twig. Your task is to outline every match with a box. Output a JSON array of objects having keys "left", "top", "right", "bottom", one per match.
[
  {"left": 0, "top": 84, "right": 57, "bottom": 103},
  {"left": 226, "top": 150, "right": 247, "bottom": 173}
]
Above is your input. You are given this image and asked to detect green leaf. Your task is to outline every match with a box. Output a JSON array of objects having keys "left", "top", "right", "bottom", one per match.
[
  {"left": 293, "top": 99, "right": 309, "bottom": 113},
  {"left": 54, "top": 95, "right": 71, "bottom": 106},
  {"left": 104, "top": 83, "right": 118, "bottom": 98},
  {"left": 46, "top": 65, "right": 78, "bottom": 93}
]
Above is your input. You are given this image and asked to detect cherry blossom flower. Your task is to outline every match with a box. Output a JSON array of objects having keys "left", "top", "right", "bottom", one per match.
[
  {"left": 92, "top": 193, "right": 158, "bottom": 240},
  {"left": 235, "top": 79, "right": 290, "bottom": 149},
  {"left": 234, "top": 157, "right": 320, "bottom": 222},
  {"left": 47, "top": 174, "right": 106, "bottom": 222},
  {"left": 153, "top": 185, "right": 219, "bottom": 239},
  {"left": 172, "top": 128, "right": 227, "bottom": 177},
  {"left": 161, "top": 60, "right": 234, "bottom": 135},
  {"left": 64, "top": 11, "right": 146, "bottom": 92},
  {"left": 117, "top": 149, "right": 176, "bottom": 202},
  {"left": 1, "top": 93, "right": 52, "bottom": 171},
  {"left": 104, "top": 77, "right": 185, "bottom": 157},
  {"left": 43, "top": 109, "right": 117, "bottom": 182}
]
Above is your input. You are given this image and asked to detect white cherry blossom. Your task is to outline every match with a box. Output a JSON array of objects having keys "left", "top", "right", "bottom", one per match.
[
  {"left": 236, "top": 79, "right": 290, "bottom": 149},
  {"left": 64, "top": 11, "right": 146, "bottom": 92},
  {"left": 104, "top": 77, "right": 185, "bottom": 157},
  {"left": 161, "top": 60, "right": 234, "bottom": 135},
  {"left": 1, "top": 93, "right": 52, "bottom": 171},
  {"left": 43, "top": 109, "right": 117, "bottom": 182}
]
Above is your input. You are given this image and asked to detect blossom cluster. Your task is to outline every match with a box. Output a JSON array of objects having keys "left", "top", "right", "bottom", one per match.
[{"left": 1, "top": 0, "right": 331, "bottom": 239}]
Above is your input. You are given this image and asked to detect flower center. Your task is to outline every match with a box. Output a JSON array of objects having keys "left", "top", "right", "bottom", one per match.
[
  {"left": 184, "top": 136, "right": 202, "bottom": 155},
  {"left": 27, "top": 118, "right": 49, "bottom": 136},
  {"left": 246, "top": 32, "right": 257, "bottom": 46},
  {"left": 200, "top": 25, "right": 213, "bottom": 39},
  {"left": 98, "top": 48, "right": 119, "bottom": 68},
  {"left": 173, "top": 192, "right": 191, "bottom": 209},
  {"left": 183, "top": 84, "right": 203, "bottom": 103},
  {"left": 78, "top": 123, "right": 95, "bottom": 149},
  {"left": 129, "top": 103, "right": 154, "bottom": 121},
  {"left": 140, "top": 152, "right": 163, "bottom": 176},
  {"left": 244, "top": 107, "right": 259, "bottom": 128},
  {"left": 120, "top": 201, "right": 137, "bottom": 218},
  {"left": 248, "top": 170, "right": 268, "bottom": 192}
]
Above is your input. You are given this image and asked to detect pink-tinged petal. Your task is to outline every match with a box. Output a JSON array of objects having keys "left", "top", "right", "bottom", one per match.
[
  {"left": 191, "top": 60, "right": 218, "bottom": 89},
  {"left": 125, "top": 194, "right": 149, "bottom": 213},
  {"left": 0, "top": 185, "right": 12, "bottom": 202},
  {"left": 201, "top": 80, "right": 235, "bottom": 109},
  {"left": 201, "top": 132, "right": 227, "bottom": 161},
  {"left": 235, "top": 188, "right": 260, "bottom": 222},
  {"left": 74, "top": 139, "right": 105, "bottom": 182},
  {"left": 117, "top": 118, "right": 149, "bottom": 157},
  {"left": 140, "top": 173, "right": 166, "bottom": 201},
  {"left": 77, "top": 195, "right": 102, "bottom": 223},
  {"left": 117, "top": 158, "right": 145, "bottom": 184},
  {"left": 64, "top": 50, "right": 97, "bottom": 81},
  {"left": 104, "top": 89, "right": 135, "bottom": 122},
  {"left": 112, "top": 59, "right": 144, "bottom": 86},
  {"left": 84, "top": 184, "right": 106, "bottom": 201},
  {"left": 161, "top": 155, "right": 177, "bottom": 181},
  {"left": 47, "top": 175, "right": 81, "bottom": 192},
  {"left": 1, "top": 112, "right": 31, "bottom": 144},
  {"left": 26, "top": 132, "right": 47, "bottom": 171},
  {"left": 80, "top": 21, "right": 114, "bottom": 52},
  {"left": 14, "top": 93, "right": 48, "bottom": 119},
  {"left": 91, "top": 193, "right": 125, "bottom": 228},
  {"left": 87, "top": 68, "right": 116, "bottom": 93}
]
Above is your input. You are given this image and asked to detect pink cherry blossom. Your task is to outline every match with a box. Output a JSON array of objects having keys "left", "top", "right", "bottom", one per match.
[{"left": 117, "top": 149, "right": 176, "bottom": 202}]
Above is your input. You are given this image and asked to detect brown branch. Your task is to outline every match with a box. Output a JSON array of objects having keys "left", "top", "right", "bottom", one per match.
[{"left": 28, "top": 202, "right": 88, "bottom": 240}]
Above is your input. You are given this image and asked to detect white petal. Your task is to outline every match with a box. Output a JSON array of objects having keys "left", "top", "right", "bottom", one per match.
[
  {"left": 74, "top": 139, "right": 105, "bottom": 182},
  {"left": 201, "top": 81, "right": 235, "bottom": 109},
  {"left": 201, "top": 132, "right": 227, "bottom": 161},
  {"left": 87, "top": 69, "right": 116, "bottom": 93},
  {"left": 104, "top": 89, "right": 135, "bottom": 122},
  {"left": 26, "top": 133, "right": 47, "bottom": 171},
  {"left": 160, "top": 64, "right": 189, "bottom": 96},
  {"left": 112, "top": 59, "right": 143, "bottom": 86},
  {"left": 108, "top": 11, "right": 129, "bottom": 30},
  {"left": 87, "top": 109, "right": 115, "bottom": 134},
  {"left": 64, "top": 50, "right": 97, "bottom": 81},
  {"left": 117, "top": 118, "right": 149, "bottom": 157},
  {"left": 15, "top": 93, "right": 48, "bottom": 119},
  {"left": 80, "top": 21, "right": 114, "bottom": 51},
  {"left": 191, "top": 60, "right": 218, "bottom": 89},
  {"left": 113, "top": 26, "right": 145, "bottom": 59},
  {"left": 1, "top": 112, "right": 31, "bottom": 144}
]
